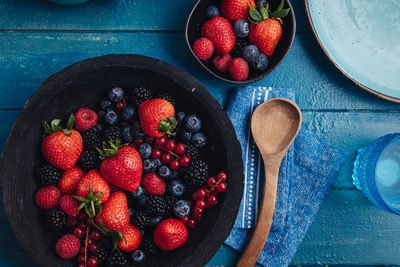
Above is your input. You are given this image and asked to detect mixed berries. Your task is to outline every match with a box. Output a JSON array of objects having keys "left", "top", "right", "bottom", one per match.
[
  {"left": 34, "top": 86, "right": 228, "bottom": 266},
  {"left": 192, "top": 0, "right": 290, "bottom": 81}
]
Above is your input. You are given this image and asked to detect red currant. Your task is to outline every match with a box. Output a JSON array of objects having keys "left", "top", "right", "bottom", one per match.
[
  {"left": 192, "top": 192, "right": 199, "bottom": 201},
  {"left": 66, "top": 216, "right": 79, "bottom": 228},
  {"left": 174, "top": 143, "right": 186, "bottom": 154},
  {"left": 217, "top": 172, "right": 227, "bottom": 182},
  {"left": 165, "top": 140, "right": 176, "bottom": 151},
  {"left": 73, "top": 227, "right": 84, "bottom": 238},
  {"left": 181, "top": 216, "right": 190, "bottom": 224},
  {"left": 86, "top": 218, "right": 94, "bottom": 225},
  {"left": 217, "top": 182, "right": 227, "bottom": 193},
  {"left": 155, "top": 136, "right": 167, "bottom": 146},
  {"left": 169, "top": 159, "right": 180, "bottom": 170},
  {"left": 207, "top": 176, "right": 217, "bottom": 187},
  {"left": 89, "top": 243, "right": 98, "bottom": 252},
  {"left": 195, "top": 188, "right": 207, "bottom": 199},
  {"left": 87, "top": 239, "right": 93, "bottom": 246},
  {"left": 193, "top": 207, "right": 204, "bottom": 216},
  {"left": 180, "top": 156, "right": 191, "bottom": 167},
  {"left": 78, "top": 212, "right": 87, "bottom": 221},
  {"left": 87, "top": 257, "right": 98, "bottom": 267},
  {"left": 192, "top": 213, "right": 202, "bottom": 220},
  {"left": 89, "top": 230, "right": 101, "bottom": 241},
  {"left": 134, "top": 139, "right": 144, "bottom": 148},
  {"left": 145, "top": 136, "right": 154, "bottom": 144},
  {"left": 151, "top": 148, "right": 162, "bottom": 159},
  {"left": 116, "top": 101, "right": 125, "bottom": 110},
  {"left": 187, "top": 219, "right": 197, "bottom": 228},
  {"left": 195, "top": 199, "right": 206, "bottom": 209},
  {"left": 78, "top": 255, "right": 85, "bottom": 264},
  {"left": 161, "top": 153, "right": 171, "bottom": 164},
  {"left": 206, "top": 194, "right": 218, "bottom": 207},
  {"left": 78, "top": 264, "right": 85, "bottom": 267},
  {"left": 79, "top": 246, "right": 87, "bottom": 255},
  {"left": 78, "top": 223, "right": 87, "bottom": 230}
]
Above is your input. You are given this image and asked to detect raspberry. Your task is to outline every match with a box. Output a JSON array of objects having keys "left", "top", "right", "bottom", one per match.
[
  {"left": 35, "top": 185, "right": 61, "bottom": 210},
  {"left": 142, "top": 173, "right": 166, "bottom": 195},
  {"left": 43, "top": 208, "right": 67, "bottom": 231},
  {"left": 213, "top": 54, "right": 232, "bottom": 72},
  {"left": 59, "top": 195, "right": 80, "bottom": 217},
  {"left": 35, "top": 163, "right": 62, "bottom": 186},
  {"left": 75, "top": 108, "right": 98, "bottom": 131},
  {"left": 55, "top": 234, "right": 80, "bottom": 259},
  {"left": 228, "top": 58, "right": 249, "bottom": 81},
  {"left": 193, "top": 38, "right": 214, "bottom": 60}
]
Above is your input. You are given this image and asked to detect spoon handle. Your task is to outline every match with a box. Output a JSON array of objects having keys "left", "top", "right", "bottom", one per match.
[{"left": 236, "top": 157, "right": 281, "bottom": 267}]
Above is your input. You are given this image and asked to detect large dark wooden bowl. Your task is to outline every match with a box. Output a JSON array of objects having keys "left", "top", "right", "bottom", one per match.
[{"left": 0, "top": 54, "right": 243, "bottom": 267}]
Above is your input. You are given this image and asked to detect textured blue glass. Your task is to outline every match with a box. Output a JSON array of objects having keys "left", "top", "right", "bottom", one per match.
[{"left": 353, "top": 133, "right": 400, "bottom": 215}]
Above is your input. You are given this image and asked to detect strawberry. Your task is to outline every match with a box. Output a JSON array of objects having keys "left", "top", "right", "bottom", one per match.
[
  {"left": 55, "top": 234, "right": 80, "bottom": 259},
  {"left": 59, "top": 195, "right": 80, "bottom": 217},
  {"left": 202, "top": 17, "right": 236, "bottom": 54},
  {"left": 35, "top": 185, "right": 61, "bottom": 210},
  {"left": 139, "top": 99, "right": 176, "bottom": 138},
  {"left": 98, "top": 141, "right": 143, "bottom": 191},
  {"left": 193, "top": 38, "right": 214, "bottom": 60},
  {"left": 142, "top": 173, "right": 166, "bottom": 195},
  {"left": 58, "top": 166, "right": 84, "bottom": 194},
  {"left": 248, "top": 0, "right": 290, "bottom": 56},
  {"left": 213, "top": 54, "right": 232, "bottom": 72},
  {"left": 153, "top": 219, "right": 188, "bottom": 251},
  {"left": 221, "top": 0, "right": 256, "bottom": 22},
  {"left": 96, "top": 191, "right": 130, "bottom": 231},
  {"left": 75, "top": 169, "right": 110, "bottom": 203},
  {"left": 74, "top": 108, "right": 98, "bottom": 131},
  {"left": 41, "top": 114, "right": 83, "bottom": 170},
  {"left": 228, "top": 58, "right": 249, "bottom": 81},
  {"left": 118, "top": 223, "right": 141, "bottom": 252}
]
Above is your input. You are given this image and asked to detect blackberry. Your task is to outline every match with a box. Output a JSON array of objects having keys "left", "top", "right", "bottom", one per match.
[
  {"left": 185, "top": 143, "right": 200, "bottom": 161},
  {"left": 35, "top": 163, "right": 62, "bottom": 185},
  {"left": 146, "top": 195, "right": 167, "bottom": 216},
  {"left": 132, "top": 210, "right": 150, "bottom": 230},
  {"left": 43, "top": 208, "right": 67, "bottom": 231},
  {"left": 156, "top": 92, "right": 176, "bottom": 106},
  {"left": 102, "top": 125, "right": 121, "bottom": 142},
  {"left": 89, "top": 242, "right": 108, "bottom": 264},
  {"left": 231, "top": 38, "right": 250, "bottom": 58},
  {"left": 183, "top": 160, "right": 209, "bottom": 192},
  {"left": 107, "top": 249, "right": 128, "bottom": 266},
  {"left": 81, "top": 128, "right": 100, "bottom": 148},
  {"left": 130, "top": 86, "right": 152, "bottom": 108},
  {"left": 77, "top": 149, "right": 100, "bottom": 172},
  {"left": 141, "top": 237, "right": 159, "bottom": 256},
  {"left": 164, "top": 194, "right": 178, "bottom": 217}
]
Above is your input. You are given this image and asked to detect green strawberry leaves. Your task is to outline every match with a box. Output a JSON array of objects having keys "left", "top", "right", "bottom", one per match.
[
  {"left": 74, "top": 184, "right": 103, "bottom": 218},
  {"left": 93, "top": 221, "right": 127, "bottom": 251},
  {"left": 159, "top": 116, "right": 177, "bottom": 136},
  {"left": 97, "top": 140, "right": 128, "bottom": 160},
  {"left": 248, "top": 0, "right": 290, "bottom": 24},
  {"left": 42, "top": 113, "right": 75, "bottom": 136}
]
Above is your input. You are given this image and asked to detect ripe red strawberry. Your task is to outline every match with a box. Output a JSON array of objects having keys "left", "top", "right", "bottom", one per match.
[
  {"left": 228, "top": 58, "right": 249, "bottom": 81},
  {"left": 139, "top": 99, "right": 176, "bottom": 138},
  {"left": 153, "top": 219, "right": 188, "bottom": 251},
  {"left": 142, "top": 173, "right": 166, "bottom": 195},
  {"left": 95, "top": 191, "right": 130, "bottom": 231},
  {"left": 118, "top": 223, "right": 141, "bottom": 252},
  {"left": 248, "top": 1, "right": 290, "bottom": 56},
  {"left": 193, "top": 38, "right": 214, "bottom": 60},
  {"left": 213, "top": 54, "right": 232, "bottom": 72},
  {"left": 58, "top": 166, "right": 84, "bottom": 194},
  {"left": 221, "top": 0, "right": 256, "bottom": 22},
  {"left": 74, "top": 108, "right": 98, "bottom": 131},
  {"left": 99, "top": 141, "right": 143, "bottom": 191},
  {"left": 75, "top": 169, "right": 110, "bottom": 203},
  {"left": 35, "top": 185, "right": 61, "bottom": 210},
  {"left": 55, "top": 234, "right": 80, "bottom": 259},
  {"left": 41, "top": 114, "right": 83, "bottom": 170},
  {"left": 202, "top": 17, "right": 236, "bottom": 54},
  {"left": 59, "top": 195, "right": 80, "bottom": 217}
]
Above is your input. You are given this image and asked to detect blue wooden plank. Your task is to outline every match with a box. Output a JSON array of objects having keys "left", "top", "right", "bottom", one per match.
[
  {"left": 1, "top": 32, "right": 399, "bottom": 110},
  {"left": 0, "top": 0, "right": 308, "bottom": 32}
]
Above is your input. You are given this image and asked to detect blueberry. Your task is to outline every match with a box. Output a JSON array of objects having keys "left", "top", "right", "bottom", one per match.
[
  {"left": 131, "top": 186, "right": 144, "bottom": 200},
  {"left": 101, "top": 99, "right": 112, "bottom": 110},
  {"left": 97, "top": 110, "right": 105, "bottom": 123},
  {"left": 132, "top": 121, "right": 146, "bottom": 139},
  {"left": 158, "top": 165, "right": 171, "bottom": 179},
  {"left": 252, "top": 53, "right": 269, "bottom": 71},
  {"left": 234, "top": 20, "right": 250, "bottom": 38},
  {"left": 170, "top": 170, "right": 179, "bottom": 180},
  {"left": 174, "top": 200, "right": 191, "bottom": 218},
  {"left": 206, "top": 5, "right": 220, "bottom": 18},
  {"left": 122, "top": 126, "right": 134, "bottom": 142},
  {"left": 139, "top": 143, "right": 152, "bottom": 159},
  {"left": 170, "top": 180, "right": 185, "bottom": 197},
  {"left": 191, "top": 132, "right": 207, "bottom": 148},
  {"left": 256, "top": 0, "right": 268, "bottom": 8},
  {"left": 122, "top": 106, "right": 136, "bottom": 121},
  {"left": 242, "top": 45, "right": 260, "bottom": 64},
  {"left": 180, "top": 131, "right": 192, "bottom": 143},
  {"left": 129, "top": 207, "right": 134, "bottom": 217},
  {"left": 104, "top": 109, "right": 119, "bottom": 125},
  {"left": 176, "top": 111, "right": 186, "bottom": 122},
  {"left": 131, "top": 249, "right": 146, "bottom": 264},
  {"left": 143, "top": 159, "right": 156, "bottom": 172},
  {"left": 150, "top": 216, "right": 163, "bottom": 227},
  {"left": 108, "top": 86, "right": 124, "bottom": 102},
  {"left": 93, "top": 123, "right": 103, "bottom": 132},
  {"left": 153, "top": 158, "right": 162, "bottom": 170},
  {"left": 137, "top": 195, "right": 147, "bottom": 209},
  {"left": 184, "top": 114, "right": 202, "bottom": 132}
]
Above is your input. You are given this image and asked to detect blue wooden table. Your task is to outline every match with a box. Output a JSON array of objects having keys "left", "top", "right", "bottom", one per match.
[{"left": 0, "top": 0, "right": 400, "bottom": 266}]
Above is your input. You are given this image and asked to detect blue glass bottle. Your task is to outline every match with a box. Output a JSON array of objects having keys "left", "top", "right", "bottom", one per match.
[{"left": 353, "top": 133, "right": 400, "bottom": 215}]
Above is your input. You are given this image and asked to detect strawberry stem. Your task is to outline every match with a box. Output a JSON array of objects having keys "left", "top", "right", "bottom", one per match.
[{"left": 96, "top": 140, "right": 128, "bottom": 160}]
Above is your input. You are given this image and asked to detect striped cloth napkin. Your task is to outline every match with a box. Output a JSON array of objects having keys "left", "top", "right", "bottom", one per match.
[{"left": 224, "top": 86, "right": 348, "bottom": 266}]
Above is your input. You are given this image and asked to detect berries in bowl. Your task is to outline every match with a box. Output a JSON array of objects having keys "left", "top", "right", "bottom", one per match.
[
  {"left": 0, "top": 55, "right": 243, "bottom": 267},
  {"left": 185, "top": 0, "right": 296, "bottom": 84}
]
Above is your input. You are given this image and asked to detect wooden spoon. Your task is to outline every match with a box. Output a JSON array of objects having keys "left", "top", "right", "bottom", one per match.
[{"left": 237, "top": 98, "right": 302, "bottom": 267}]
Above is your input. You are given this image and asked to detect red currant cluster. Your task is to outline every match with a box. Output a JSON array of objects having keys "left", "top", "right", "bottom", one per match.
[{"left": 181, "top": 172, "right": 228, "bottom": 228}]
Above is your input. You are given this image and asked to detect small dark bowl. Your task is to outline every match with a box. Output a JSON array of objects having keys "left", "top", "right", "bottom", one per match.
[
  {"left": 185, "top": 0, "right": 296, "bottom": 84},
  {"left": 0, "top": 55, "right": 243, "bottom": 267}
]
